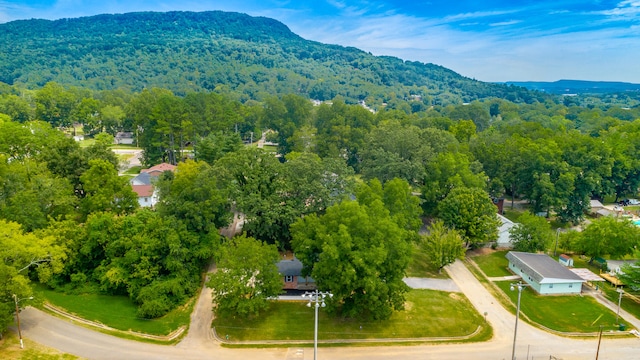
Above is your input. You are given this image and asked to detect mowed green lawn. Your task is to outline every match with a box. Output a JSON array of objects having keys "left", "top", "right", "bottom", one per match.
[
  {"left": 406, "top": 244, "right": 450, "bottom": 278},
  {"left": 37, "top": 287, "right": 191, "bottom": 335},
  {"left": 471, "top": 250, "right": 512, "bottom": 277},
  {"left": 494, "top": 281, "right": 622, "bottom": 332},
  {"left": 214, "top": 289, "right": 490, "bottom": 342}
]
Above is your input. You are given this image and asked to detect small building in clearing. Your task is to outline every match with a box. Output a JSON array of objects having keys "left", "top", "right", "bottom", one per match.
[
  {"left": 506, "top": 251, "right": 585, "bottom": 295},
  {"left": 559, "top": 254, "right": 574, "bottom": 267}
]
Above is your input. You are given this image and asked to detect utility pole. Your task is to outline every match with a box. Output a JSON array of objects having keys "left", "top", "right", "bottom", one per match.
[
  {"left": 595, "top": 325, "right": 603, "bottom": 360},
  {"left": 13, "top": 294, "right": 33, "bottom": 349}
]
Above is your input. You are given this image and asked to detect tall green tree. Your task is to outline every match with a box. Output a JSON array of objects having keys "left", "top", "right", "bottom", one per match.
[
  {"left": 619, "top": 258, "right": 640, "bottom": 290},
  {"left": 264, "top": 94, "right": 313, "bottom": 154},
  {"left": 207, "top": 235, "right": 282, "bottom": 317},
  {"left": 0, "top": 94, "right": 33, "bottom": 123},
  {"left": 215, "top": 147, "right": 293, "bottom": 248},
  {"left": 196, "top": 131, "right": 243, "bottom": 165},
  {"left": 356, "top": 178, "right": 422, "bottom": 234},
  {"left": 359, "top": 122, "right": 430, "bottom": 184},
  {"left": 509, "top": 212, "right": 553, "bottom": 252},
  {"left": 126, "top": 88, "right": 174, "bottom": 166},
  {"left": 0, "top": 157, "right": 76, "bottom": 231},
  {"left": 291, "top": 184, "right": 413, "bottom": 320},
  {"left": 0, "top": 220, "right": 66, "bottom": 334},
  {"left": 419, "top": 220, "right": 465, "bottom": 273},
  {"left": 436, "top": 187, "right": 499, "bottom": 247},
  {"left": 284, "top": 152, "right": 355, "bottom": 216},
  {"left": 314, "top": 99, "right": 375, "bottom": 169},
  {"left": 156, "top": 160, "right": 231, "bottom": 234},
  {"left": 574, "top": 217, "right": 640, "bottom": 260},
  {"left": 79, "top": 159, "right": 138, "bottom": 219},
  {"left": 421, "top": 152, "right": 487, "bottom": 215},
  {"left": 34, "top": 82, "right": 78, "bottom": 128}
]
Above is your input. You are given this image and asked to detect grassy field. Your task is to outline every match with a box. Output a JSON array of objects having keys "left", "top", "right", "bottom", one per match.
[
  {"left": 494, "top": 281, "right": 622, "bottom": 333},
  {"left": 36, "top": 286, "right": 191, "bottom": 336},
  {"left": 602, "top": 286, "right": 640, "bottom": 322},
  {"left": 406, "top": 244, "right": 450, "bottom": 278},
  {"left": 78, "top": 138, "right": 95, "bottom": 148},
  {"left": 213, "top": 289, "right": 490, "bottom": 342},
  {"left": 470, "top": 250, "right": 512, "bottom": 277},
  {"left": 122, "top": 166, "right": 142, "bottom": 175}
]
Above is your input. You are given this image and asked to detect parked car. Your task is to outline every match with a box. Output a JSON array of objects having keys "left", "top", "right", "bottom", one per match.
[{"left": 628, "top": 199, "right": 640, "bottom": 205}]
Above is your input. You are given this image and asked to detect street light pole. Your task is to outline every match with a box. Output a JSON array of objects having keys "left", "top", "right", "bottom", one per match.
[
  {"left": 510, "top": 281, "right": 530, "bottom": 360},
  {"left": 616, "top": 288, "right": 624, "bottom": 324},
  {"left": 13, "top": 294, "right": 33, "bottom": 349},
  {"left": 554, "top": 228, "right": 560, "bottom": 257},
  {"left": 303, "top": 290, "right": 333, "bottom": 360}
]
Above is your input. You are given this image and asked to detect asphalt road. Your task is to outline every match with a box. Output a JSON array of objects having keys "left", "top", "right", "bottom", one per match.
[{"left": 19, "top": 259, "right": 640, "bottom": 360}]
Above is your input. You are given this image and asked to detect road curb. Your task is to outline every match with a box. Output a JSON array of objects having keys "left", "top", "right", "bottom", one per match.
[{"left": 211, "top": 325, "right": 484, "bottom": 345}]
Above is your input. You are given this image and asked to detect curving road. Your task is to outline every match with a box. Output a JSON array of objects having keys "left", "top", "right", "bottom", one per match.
[{"left": 20, "top": 260, "right": 640, "bottom": 359}]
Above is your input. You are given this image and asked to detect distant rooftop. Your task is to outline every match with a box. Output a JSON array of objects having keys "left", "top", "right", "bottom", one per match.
[{"left": 141, "top": 163, "right": 176, "bottom": 175}]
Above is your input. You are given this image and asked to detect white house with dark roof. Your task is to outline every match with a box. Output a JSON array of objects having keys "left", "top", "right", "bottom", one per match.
[{"left": 506, "top": 251, "right": 585, "bottom": 295}]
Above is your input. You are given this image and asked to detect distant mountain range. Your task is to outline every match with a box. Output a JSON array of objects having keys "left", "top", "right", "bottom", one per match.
[
  {"left": 505, "top": 80, "right": 640, "bottom": 95},
  {"left": 0, "top": 11, "right": 546, "bottom": 106}
]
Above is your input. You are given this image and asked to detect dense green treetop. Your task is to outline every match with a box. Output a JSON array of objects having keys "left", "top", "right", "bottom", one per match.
[
  {"left": 574, "top": 216, "right": 640, "bottom": 260},
  {"left": 418, "top": 220, "right": 465, "bottom": 273},
  {"left": 207, "top": 235, "right": 282, "bottom": 318},
  {"left": 290, "top": 179, "right": 416, "bottom": 320},
  {"left": 436, "top": 187, "right": 500, "bottom": 247}
]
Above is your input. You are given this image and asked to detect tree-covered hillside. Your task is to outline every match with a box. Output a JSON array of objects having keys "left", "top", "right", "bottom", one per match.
[{"left": 0, "top": 11, "right": 544, "bottom": 107}]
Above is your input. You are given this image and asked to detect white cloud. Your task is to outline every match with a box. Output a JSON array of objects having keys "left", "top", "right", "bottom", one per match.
[{"left": 489, "top": 19, "right": 522, "bottom": 27}]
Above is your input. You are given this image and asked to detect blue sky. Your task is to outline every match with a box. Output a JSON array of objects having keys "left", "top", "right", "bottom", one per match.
[{"left": 1, "top": 0, "right": 639, "bottom": 82}]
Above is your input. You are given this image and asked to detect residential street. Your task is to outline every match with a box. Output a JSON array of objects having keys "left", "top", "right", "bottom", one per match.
[
  {"left": 112, "top": 149, "right": 143, "bottom": 174},
  {"left": 18, "top": 259, "right": 640, "bottom": 359}
]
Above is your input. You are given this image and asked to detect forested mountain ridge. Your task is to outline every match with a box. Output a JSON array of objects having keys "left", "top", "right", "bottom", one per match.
[{"left": 0, "top": 10, "right": 543, "bottom": 107}]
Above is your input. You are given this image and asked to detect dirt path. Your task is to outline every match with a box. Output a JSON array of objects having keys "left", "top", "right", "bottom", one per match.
[{"left": 175, "top": 261, "right": 217, "bottom": 351}]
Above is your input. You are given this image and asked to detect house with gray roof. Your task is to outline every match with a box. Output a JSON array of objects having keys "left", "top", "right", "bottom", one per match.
[
  {"left": 496, "top": 214, "right": 516, "bottom": 247},
  {"left": 506, "top": 251, "right": 585, "bottom": 295},
  {"left": 276, "top": 257, "right": 316, "bottom": 291}
]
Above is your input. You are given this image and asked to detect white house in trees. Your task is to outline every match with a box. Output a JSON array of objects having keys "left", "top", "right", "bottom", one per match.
[
  {"left": 496, "top": 214, "right": 516, "bottom": 247},
  {"left": 129, "top": 163, "right": 176, "bottom": 208},
  {"left": 506, "top": 251, "right": 585, "bottom": 295}
]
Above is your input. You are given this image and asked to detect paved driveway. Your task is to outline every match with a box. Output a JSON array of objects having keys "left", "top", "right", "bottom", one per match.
[{"left": 403, "top": 277, "right": 460, "bottom": 292}]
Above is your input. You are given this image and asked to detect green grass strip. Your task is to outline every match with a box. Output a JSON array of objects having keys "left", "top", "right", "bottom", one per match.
[
  {"left": 471, "top": 250, "right": 512, "bottom": 277},
  {"left": 214, "top": 289, "right": 489, "bottom": 342},
  {"left": 36, "top": 286, "right": 191, "bottom": 336},
  {"left": 493, "top": 281, "right": 622, "bottom": 333}
]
